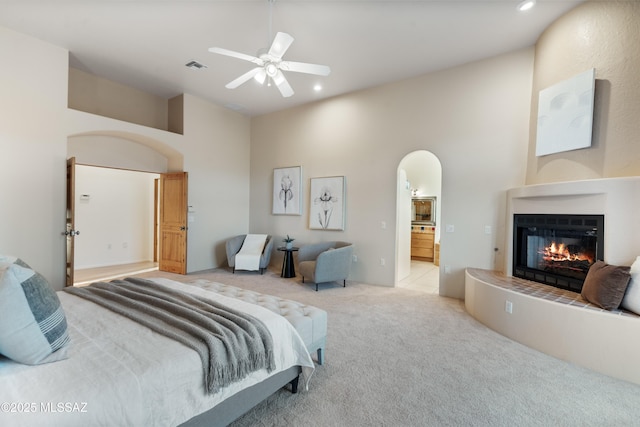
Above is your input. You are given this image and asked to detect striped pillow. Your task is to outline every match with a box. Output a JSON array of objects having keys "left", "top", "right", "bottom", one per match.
[
  {"left": 0, "top": 255, "right": 31, "bottom": 268},
  {"left": 0, "top": 263, "right": 70, "bottom": 364}
]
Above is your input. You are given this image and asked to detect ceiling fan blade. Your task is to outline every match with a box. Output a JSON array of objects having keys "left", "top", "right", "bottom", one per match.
[
  {"left": 268, "top": 32, "right": 294, "bottom": 60},
  {"left": 226, "top": 67, "right": 262, "bottom": 89},
  {"left": 273, "top": 70, "right": 294, "bottom": 98},
  {"left": 208, "top": 47, "right": 263, "bottom": 65},
  {"left": 280, "top": 61, "right": 331, "bottom": 76}
]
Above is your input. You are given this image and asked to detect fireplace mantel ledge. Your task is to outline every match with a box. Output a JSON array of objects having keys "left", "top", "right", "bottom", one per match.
[
  {"left": 508, "top": 176, "right": 640, "bottom": 198},
  {"left": 465, "top": 268, "right": 640, "bottom": 386}
]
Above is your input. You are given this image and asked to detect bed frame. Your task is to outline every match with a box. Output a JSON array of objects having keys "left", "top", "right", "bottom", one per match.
[
  {"left": 179, "top": 366, "right": 301, "bottom": 426},
  {"left": 176, "top": 280, "right": 327, "bottom": 426}
]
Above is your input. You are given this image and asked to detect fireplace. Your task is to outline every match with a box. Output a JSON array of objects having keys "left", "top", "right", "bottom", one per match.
[{"left": 512, "top": 214, "right": 604, "bottom": 292}]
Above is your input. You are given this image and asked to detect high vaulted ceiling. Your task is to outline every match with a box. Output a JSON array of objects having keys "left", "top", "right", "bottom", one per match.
[{"left": 0, "top": 1, "right": 584, "bottom": 117}]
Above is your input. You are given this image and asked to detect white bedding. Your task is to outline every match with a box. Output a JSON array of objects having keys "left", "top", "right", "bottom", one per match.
[{"left": 0, "top": 278, "right": 314, "bottom": 426}]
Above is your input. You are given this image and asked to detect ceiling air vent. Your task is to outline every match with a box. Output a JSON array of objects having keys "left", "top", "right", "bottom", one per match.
[{"left": 185, "top": 60, "right": 207, "bottom": 70}]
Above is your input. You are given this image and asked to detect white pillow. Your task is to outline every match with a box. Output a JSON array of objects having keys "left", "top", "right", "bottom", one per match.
[
  {"left": 0, "top": 263, "right": 70, "bottom": 364},
  {"left": 621, "top": 256, "right": 640, "bottom": 315}
]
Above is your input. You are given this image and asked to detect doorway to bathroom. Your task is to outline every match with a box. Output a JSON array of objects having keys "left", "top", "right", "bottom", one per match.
[{"left": 396, "top": 150, "right": 442, "bottom": 294}]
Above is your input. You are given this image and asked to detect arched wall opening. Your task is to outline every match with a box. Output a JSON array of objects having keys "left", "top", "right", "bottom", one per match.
[
  {"left": 67, "top": 131, "right": 183, "bottom": 173},
  {"left": 396, "top": 150, "right": 443, "bottom": 293},
  {"left": 66, "top": 132, "right": 183, "bottom": 283}
]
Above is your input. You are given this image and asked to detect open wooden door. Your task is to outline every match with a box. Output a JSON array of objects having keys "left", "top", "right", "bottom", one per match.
[
  {"left": 154, "top": 178, "right": 159, "bottom": 263},
  {"left": 159, "top": 172, "right": 188, "bottom": 274},
  {"left": 65, "top": 158, "right": 79, "bottom": 286}
]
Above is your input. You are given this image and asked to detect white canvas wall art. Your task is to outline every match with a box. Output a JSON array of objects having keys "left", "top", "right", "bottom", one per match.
[{"left": 536, "top": 68, "right": 595, "bottom": 157}]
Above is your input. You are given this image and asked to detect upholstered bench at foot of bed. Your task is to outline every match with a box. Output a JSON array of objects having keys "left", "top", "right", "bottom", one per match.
[{"left": 188, "top": 280, "right": 327, "bottom": 365}]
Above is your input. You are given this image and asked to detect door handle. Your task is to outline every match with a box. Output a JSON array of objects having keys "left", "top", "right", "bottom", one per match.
[{"left": 180, "top": 226, "right": 186, "bottom": 231}]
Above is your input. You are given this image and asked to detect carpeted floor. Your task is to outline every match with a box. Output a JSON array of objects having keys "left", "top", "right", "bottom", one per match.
[{"left": 134, "top": 267, "right": 640, "bottom": 426}]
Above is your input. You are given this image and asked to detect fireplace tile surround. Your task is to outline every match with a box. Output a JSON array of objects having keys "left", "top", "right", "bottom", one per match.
[
  {"left": 504, "top": 177, "right": 640, "bottom": 313},
  {"left": 506, "top": 177, "right": 640, "bottom": 278},
  {"left": 512, "top": 213, "right": 604, "bottom": 292}
]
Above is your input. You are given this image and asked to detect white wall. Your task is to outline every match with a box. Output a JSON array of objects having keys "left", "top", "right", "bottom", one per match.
[
  {"left": 0, "top": 27, "right": 69, "bottom": 288},
  {"left": 250, "top": 48, "right": 533, "bottom": 298},
  {"left": 74, "top": 165, "right": 158, "bottom": 269},
  {"left": 396, "top": 169, "right": 411, "bottom": 281},
  {"left": 181, "top": 94, "right": 251, "bottom": 271},
  {"left": 68, "top": 67, "right": 169, "bottom": 131}
]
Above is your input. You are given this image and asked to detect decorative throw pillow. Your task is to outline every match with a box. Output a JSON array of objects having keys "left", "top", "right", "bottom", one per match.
[
  {"left": 621, "top": 256, "right": 640, "bottom": 315},
  {"left": 0, "top": 263, "right": 70, "bottom": 364},
  {"left": 581, "top": 261, "right": 631, "bottom": 310},
  {"left": 0, "top": 254, "right": 31, "bottom": 269}
]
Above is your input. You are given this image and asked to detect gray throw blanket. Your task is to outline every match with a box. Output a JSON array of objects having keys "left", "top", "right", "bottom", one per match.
[{"left": 64, "top": 278, "right": 275, "bottom": 394}]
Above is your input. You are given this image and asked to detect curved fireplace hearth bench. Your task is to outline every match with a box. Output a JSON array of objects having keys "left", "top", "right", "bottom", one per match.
[{"left": 465, "top": 268, "right": 640, "bottom": 386}]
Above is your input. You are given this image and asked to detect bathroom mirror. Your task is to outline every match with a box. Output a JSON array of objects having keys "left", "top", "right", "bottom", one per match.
[{"left": 411, "top": 197, "right": 436, "bottom": 225}]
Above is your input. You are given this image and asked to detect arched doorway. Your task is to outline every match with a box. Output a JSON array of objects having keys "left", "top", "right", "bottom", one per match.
[{"left": 396, "top": 150, "right": 442, "bottom": 293}]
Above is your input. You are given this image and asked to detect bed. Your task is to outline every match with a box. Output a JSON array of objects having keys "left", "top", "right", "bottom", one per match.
[{"left": 0, "top": 270, "right": 327, "bottom": 427}]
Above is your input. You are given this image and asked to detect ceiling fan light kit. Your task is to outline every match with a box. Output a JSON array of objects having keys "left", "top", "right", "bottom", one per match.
[
  {"left": 254, "top": 69, "right": 267, "bottom": 85},
  {"left": 265, "top": 63, "right": 278, "bottom": 77},
  {"left": 209, "top": 31, "right": 330, "bottom": 98},
  {"left": 208, "top": 0, "right": 330, "bottom": 98}
]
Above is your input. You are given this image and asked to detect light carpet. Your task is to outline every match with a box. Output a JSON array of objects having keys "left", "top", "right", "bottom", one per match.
[{"left": 134, "top": 267, "right": 640, "bottom": 426}]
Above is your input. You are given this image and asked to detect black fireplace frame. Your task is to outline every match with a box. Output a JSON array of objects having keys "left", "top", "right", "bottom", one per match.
[{"left": 512, "top": 214, "right": 604, "bottom": 292}]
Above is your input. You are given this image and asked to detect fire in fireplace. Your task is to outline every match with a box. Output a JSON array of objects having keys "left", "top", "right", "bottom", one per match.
[{"left": 513, "top": 214, "right": 604, "bottom": 292}]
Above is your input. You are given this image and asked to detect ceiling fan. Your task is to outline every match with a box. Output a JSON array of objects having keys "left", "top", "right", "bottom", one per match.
[{"left": 208, "top": 31, "right": 331, "bottom": 98}]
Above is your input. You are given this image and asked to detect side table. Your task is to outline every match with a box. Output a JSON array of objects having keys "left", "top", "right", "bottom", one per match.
[{"left": 277, "top": 246, "right": 299, "bottom": 278}]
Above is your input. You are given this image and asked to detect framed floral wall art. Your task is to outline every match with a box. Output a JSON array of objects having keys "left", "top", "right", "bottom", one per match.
[
  {"left": 309, "top": 176, "right": 345, "bottom": 230},
  {"left": 273, "top": 166, "right": 302, "bottom": 215}
]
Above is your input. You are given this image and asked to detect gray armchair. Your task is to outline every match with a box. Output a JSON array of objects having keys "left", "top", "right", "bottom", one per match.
[
  {"left": 298, "top": 241, "right": 353, "bottom": 291},
  {"left": 226, "top": 234, "right": 273, "bottom": 274}
]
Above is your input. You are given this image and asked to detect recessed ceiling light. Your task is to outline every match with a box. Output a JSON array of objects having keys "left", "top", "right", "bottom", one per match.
[
  {"left": 517, "top": 0, "right": 536, "bottom": 12},
  {"left": 185, "top": 60, "right": 208, "bottom": 70},
  {"left": 313, "top": 84, "right": 322, "bottom": 92}
]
